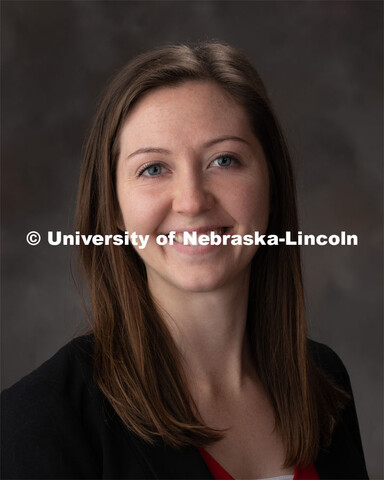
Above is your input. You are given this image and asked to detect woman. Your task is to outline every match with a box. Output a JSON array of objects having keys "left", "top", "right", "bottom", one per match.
[{"left": 2, "top": 42, "right": 368, "bottom": 479}]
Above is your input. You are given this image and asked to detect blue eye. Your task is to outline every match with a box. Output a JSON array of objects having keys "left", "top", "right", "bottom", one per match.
[
  {"left": 139, "top": 163, "right": 164, "bottom": 177},
  {"left": 212, "top": 154, "right": 238, "bottom": 168}
]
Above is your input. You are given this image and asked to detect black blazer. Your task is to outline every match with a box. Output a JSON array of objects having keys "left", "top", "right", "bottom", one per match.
[{"left": 1, "top": 335, "right": 369, "bottom": 479}]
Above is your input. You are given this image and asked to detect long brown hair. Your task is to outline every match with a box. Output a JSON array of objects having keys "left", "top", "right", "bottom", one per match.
[{"left": 75, "top": 42, "right": 348, "bottom": 467}]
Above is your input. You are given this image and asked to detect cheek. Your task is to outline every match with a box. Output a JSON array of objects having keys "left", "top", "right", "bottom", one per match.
[
  {"left": 118, "top": 188, "right": 168, "bottom": 233},
  {"left": 225, "top": 177, "right": 270, "bottom": 228}
]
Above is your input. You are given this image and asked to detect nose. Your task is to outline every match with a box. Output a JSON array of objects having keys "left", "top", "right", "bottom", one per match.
[{"left": 172, "top": 169, "right": 214, "bottom": 216}]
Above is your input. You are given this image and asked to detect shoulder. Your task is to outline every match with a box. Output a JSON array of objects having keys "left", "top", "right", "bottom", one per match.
[
  {"left": 1, "top": 335, "right": 102, "bottom": 478},
  {"left": 307, "top": 338, "right": 352, "bottom": 393},
  {"left": 308, "top": 339, "right": 369, "bottom": 478},
  {"left": 1, "top": 336, "right": 207, "bottom": 479},
  {"left": 2, "top": 334, "right": 95, "bottom": 412}
]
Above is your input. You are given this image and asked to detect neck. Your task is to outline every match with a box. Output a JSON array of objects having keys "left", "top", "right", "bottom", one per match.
[{"left": 149, "top": 272, "right": 254, "bottom": 393}]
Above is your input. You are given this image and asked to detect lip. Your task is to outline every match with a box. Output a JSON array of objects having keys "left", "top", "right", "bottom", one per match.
[
  {"left": 164, "top": 225, "right": 231, "bottom": 235},
  {"left": 166, "top": 226, "right": 233, "bottom": 255}
]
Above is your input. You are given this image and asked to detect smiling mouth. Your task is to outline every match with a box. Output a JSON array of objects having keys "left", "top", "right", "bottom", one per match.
[{"left": 173, "top": 227, "right": 229, "bottom": 246}]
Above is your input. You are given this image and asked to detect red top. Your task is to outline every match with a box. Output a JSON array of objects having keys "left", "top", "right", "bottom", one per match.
[{"left": 198, "top": 448, "right": 319, "bottom": 480}]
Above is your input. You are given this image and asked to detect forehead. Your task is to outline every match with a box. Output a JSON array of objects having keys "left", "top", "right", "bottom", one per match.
[{"left": 119, "top": 81, "right": 255, "bottom": 152}]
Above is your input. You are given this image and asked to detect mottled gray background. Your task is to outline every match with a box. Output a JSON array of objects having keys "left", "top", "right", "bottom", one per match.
[{"left": 1, "top": 1, "right": 382, "bottom": 477}]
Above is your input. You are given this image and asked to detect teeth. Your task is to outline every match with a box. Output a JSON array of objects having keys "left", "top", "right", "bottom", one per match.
[
  {"left": 175, "top": 232, "right": 185, "bottom": 244},
  {"left": 174, "top": 229, "right": 225, "bottom": 246}
]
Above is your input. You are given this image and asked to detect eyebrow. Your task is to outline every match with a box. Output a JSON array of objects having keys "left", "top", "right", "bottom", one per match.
[
  {"left": 126, "top": 147, "right": 171, "bottom": 160},
  {"left": 125, "top": 135, "right": 250, "bottom": 160},
  {"left": 203, "top": 135, "right": 250, "bottom": 148}
]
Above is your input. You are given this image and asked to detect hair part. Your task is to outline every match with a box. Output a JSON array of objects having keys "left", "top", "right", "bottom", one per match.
[{"left": 75, "top": 41, "right": 348, "bottom": 467}]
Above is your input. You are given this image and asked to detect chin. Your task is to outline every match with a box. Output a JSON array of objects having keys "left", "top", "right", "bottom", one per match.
[{"left": 169, "top": 271, "right": 232, "bottom": 293}]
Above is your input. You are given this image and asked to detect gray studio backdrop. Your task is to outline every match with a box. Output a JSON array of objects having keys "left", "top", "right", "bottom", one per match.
[{"left": 2, "top": 1, "right": 382, "bottom": 477}]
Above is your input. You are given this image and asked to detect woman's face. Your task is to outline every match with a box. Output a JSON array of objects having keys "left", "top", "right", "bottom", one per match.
[{"left": 116, "top": 81, "right": 270, "bottom": 295}]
